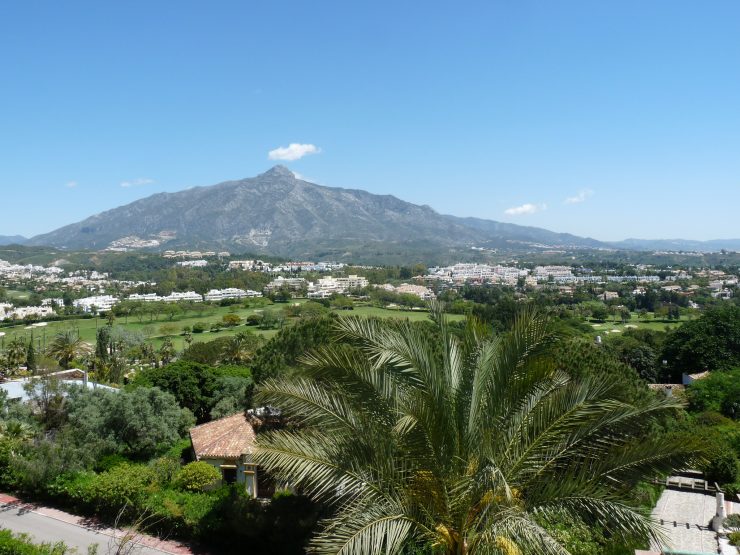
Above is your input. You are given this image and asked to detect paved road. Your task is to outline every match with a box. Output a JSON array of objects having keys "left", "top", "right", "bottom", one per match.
[{"left": 0, "top": 498, "right": 193, "bottom": 555}]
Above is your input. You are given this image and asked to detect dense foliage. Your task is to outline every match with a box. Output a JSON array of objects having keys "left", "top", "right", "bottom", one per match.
[
  {"left": 661, "top": 304, "right": 740, "bottom": 380},
  {"left": 255, "top": 307, "right": 695, "bottom": 554},
  {"left": 131, "top": 361, "right": 253, "bottom": 422}
]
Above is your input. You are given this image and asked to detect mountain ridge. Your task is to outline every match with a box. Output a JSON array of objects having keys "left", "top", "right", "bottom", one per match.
[
  {"left": 25, "top": 166, "right": 735, "bottom": 259},
  {"left": 26, "top": 166, "right": 606, "bottom": 258}
]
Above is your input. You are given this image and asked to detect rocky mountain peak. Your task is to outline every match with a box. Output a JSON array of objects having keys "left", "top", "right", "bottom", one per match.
[{"left": 261, "top": 165, "right": 295, "bottom": 179}]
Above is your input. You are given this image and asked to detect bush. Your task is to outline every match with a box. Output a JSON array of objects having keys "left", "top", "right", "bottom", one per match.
[
  {"left": 149, "top": 456, "right": 181, "bottom": 486},
  {"left": 729, "top": 531, "right": 740, "bottom": 547},
  {"left": 245, "top": 314, "right": 261, "bottom": 326},
  {"left": 222, "top": 314, "right": 241, "bottom": 327},
  {"left": 86, "top": 463, "right": 157, "bottom": 516},
  {"left": 95, "top": 453, "right": 129, "bottom": 472},
  {"left": 705, "top": 448, "right": 740, "bottom": 486},
  {"left": 176, "top": 461, "right": 221, "bottom": 492},
  {"left": 192, "top": 322, "right": 207, "bottom": 333},
  {"left": 0, "top": 529, "right": 71, "bottom": 555}
]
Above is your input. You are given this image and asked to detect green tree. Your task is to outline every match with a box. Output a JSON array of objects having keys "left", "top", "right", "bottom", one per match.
[
  {"left": 46, "top": 330, "right": 92, "bottom": 369},
  {"left": 222, "top": 313, "right": 242, "bottom": 327},
  {"left": 221, "top": 331, "right": 264, "bottom": 365},
  {"left": 6, "top": 338, "right": 28, "bottom": 373},
  {"left": 66, "top": 386, "right": 195, "bottom": 459},
  {"left": 131, "top": 361, "right": 251, "bottom": 422},
  {"left": 25, "top": 340, "right": 36, "bottom": 372},
  {"left": 255, "top": 308, "right": 694, "bottom": 554},
  {"left": 158, "top": 337, "right": 176, "bottom": 366},
  {"left": 661, "top": 304, "right": 740, "bottom": 379}
]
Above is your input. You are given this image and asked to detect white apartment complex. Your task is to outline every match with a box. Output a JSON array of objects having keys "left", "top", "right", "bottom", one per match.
[
  {"left": 73, "top": 295, "right": 119, "bottom": 313},
  {"left": 204, "top": 288, "right": 262, "bottom": 301}
]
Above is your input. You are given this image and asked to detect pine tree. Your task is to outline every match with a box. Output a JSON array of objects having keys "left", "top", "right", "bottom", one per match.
[{"left": 26, "top": 340, "right": 36, "bottom": 371}]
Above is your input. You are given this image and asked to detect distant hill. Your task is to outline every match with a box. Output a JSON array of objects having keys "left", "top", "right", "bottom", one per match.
[
  {"left": 612, "top": 238, "right": 740, "bottom": 253},
  {"left": 0, "top": 235, "right": 27, "bottom": 246},
  {"left": 27, "top": 166, "right": 607, "bottom": 259}
]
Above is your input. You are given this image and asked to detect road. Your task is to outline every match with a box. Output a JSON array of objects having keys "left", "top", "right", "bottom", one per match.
[{"left": 0, "top": 496, "right": 195, "bottom": 555}]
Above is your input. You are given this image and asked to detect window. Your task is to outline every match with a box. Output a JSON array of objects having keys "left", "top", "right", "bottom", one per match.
[{"left": 222, "top": 467, "right": 237, "bottom": 484}]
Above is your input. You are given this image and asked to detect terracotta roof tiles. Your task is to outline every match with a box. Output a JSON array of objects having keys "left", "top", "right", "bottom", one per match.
[{"left": 189, "top": 413, "right": 256, "bottom": 460}]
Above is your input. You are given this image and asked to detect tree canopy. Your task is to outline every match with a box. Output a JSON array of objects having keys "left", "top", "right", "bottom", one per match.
[{"left": 255, "top": 307, "right": 695, "bottom": 554}]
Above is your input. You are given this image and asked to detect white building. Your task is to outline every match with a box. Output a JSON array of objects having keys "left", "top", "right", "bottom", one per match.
[
  {"left": 204, "top": 288, "right": 262, "bottom": 302},
  {"left": 73, "top": 295, "right": 119, "bottom": 313},
  {"left": 307, "top": 275, "right": 369, "bottom": 297},
  {"left": 128, "top": 293, "right": 163, "bottom": 302},
  {"left": 6, "top": 306, "right": 55, "bottom": 320},
  {"left": 393, "top": 283, "right": 436, "bottom": 300},
  {"left": 162, "top": 291, "right": 203, "bottom": 303},
  {"left": 264, "top": 276, "right": 307, "bottom": 293},
  {"left": 177, "top": 260, "right": 208, "bottom": 268}
]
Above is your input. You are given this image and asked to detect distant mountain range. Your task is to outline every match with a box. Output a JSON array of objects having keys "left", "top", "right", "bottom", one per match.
[
  {"left": 16, "top": 166, "right": 739, "bottom": 258},
  {"left": 0, "top": 235, "right": 27, "bottom": 246},
  {"left": 610, "top": 238, "right": 740, "bottom": 252},
  {"left": 25, "top": 166, "right": 604, "bottom": 258}
]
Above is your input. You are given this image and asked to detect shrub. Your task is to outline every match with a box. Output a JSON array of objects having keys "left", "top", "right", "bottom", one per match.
[
  {"left": 86, "top": 463, "right": 157, "bottom": 516},
  {"left": 0, "top": 529, "right": 71, "bottom": 555},
  {"left": 245, "top": 314, "right": 261, "bottom": 326},
  {"left": 725, "top": 513, "right": 740, "bottom": 532},
  {"left": 95, "top": 453, "right": 129, "bottom": 472},
  {"left": 222, "top": 314, "right": 241, "bottom": 327},
  {"left": 176, "top": 461, "right": 221, "bottom": 492},
  {"left": 729, "top": 531, "right": 740, "bottom": 547},
  {"left": 705, "top": 448, "right": 740, "bottom": 486},
  {"left": 192, "top": 322, "right": 207, "bottom": 333},
  {"left": 149, "top": 456, "right": 182, "bottom": 486}
]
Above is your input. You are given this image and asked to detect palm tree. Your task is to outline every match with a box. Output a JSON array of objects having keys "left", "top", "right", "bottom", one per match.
[
  {"left": 46, "top": 330, "right": 92, "bottom": 369},
  {"left": 255, "top": 306, "right": 695, "bottom": 554},
  {"left": 222, "top": 331, "right": 262, "bottom": 365},
  {"left": 5, "top": 338, "right": 27, "bottom": 374},
  {"left": 0, "top": 419, "right": 35, "bottom": 442}
]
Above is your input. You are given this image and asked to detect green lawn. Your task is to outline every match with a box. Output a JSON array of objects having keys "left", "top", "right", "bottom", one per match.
[
  {"left": 586, "top": 312, "right": 687, "bottom": 336},
  {"left": 0, "top": 301, "right": 464, "bottom": 353}
]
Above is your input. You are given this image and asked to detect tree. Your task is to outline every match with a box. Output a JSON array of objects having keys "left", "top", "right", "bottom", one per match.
[
  {"left": 25, "top": 340, "right": 37, "bottom": 372},
  {"left": 158, "top": 338, "right": 176, "bottom": 366},
  {"left": 46, "top": 330, "right": 92, "bottom": 369},
  {"left": 661, "top": 304, "right": 740, "bottom": 379},
  {"left": 221, "top": 331, "right": 263, "bottom": 365},
  {"left": 66, "top": 386, "right": 195, "bottom": 459},
  {"left": 5, "top": 338, "right": 28, "bottom": 374},
  {"left": 686, "top": 368, "right": 740, "bottom": 419},
  {"left": 131, "top": 361, "right": 251, "bottom": 423},
  {"left": 255, "top": 308, "right": 694, "bottom": 554},
  {"left": 222, "top": 313, "right": 242, "bottom": 327}
]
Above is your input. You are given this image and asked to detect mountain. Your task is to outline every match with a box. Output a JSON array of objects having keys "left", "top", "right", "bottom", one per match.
[
  {"left": 611, "top": 238, "right": 740, "bottom": 253},
  {"left": 0, "top": 235, "right": 27, "bottom": 246},
  {"left": 27, "top": 166, "right": 607, "bottom": 259}
]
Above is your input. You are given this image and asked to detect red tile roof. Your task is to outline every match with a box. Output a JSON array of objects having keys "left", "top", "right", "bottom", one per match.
[{"left": 189, "top": 413, "right": 256, "bottom": 460}]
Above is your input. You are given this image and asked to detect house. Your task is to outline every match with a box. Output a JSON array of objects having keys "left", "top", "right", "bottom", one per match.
[{"left": 189, "top": 413, "right": 261, "bottom": 497}]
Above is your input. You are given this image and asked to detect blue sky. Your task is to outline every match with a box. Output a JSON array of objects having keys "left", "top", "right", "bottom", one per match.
[{"left": 1, "top": 1, "right": 739, "bottom": 241}]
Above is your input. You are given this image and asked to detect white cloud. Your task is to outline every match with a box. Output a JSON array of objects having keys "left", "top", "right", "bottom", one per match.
[
  {"left": 564, "top": 189, "right": 594, "bottom": 204},
  {"left": 504, "top": 203, "right": 546, "bottom": 216},
  {"left": 65, "top": 181, "right": 78, "bottom": 188},
  {"left": 120, "top": 178, "right": 155, "bottom": 188},
  {"left": 268, "top": 143, "right": 321, "bottom": 161}
]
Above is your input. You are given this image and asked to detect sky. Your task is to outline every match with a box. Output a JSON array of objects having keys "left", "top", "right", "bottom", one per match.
[{"left": 1, "top": 1, "right": 739, "bottom": 241}]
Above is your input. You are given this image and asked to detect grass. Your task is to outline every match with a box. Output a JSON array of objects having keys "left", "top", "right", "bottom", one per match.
[
  {"left": 0, "top": 301, "right": 464, "bottom": 353},
  {"left": 586, "top": 312, "right": 688, "bottom": 336}
]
